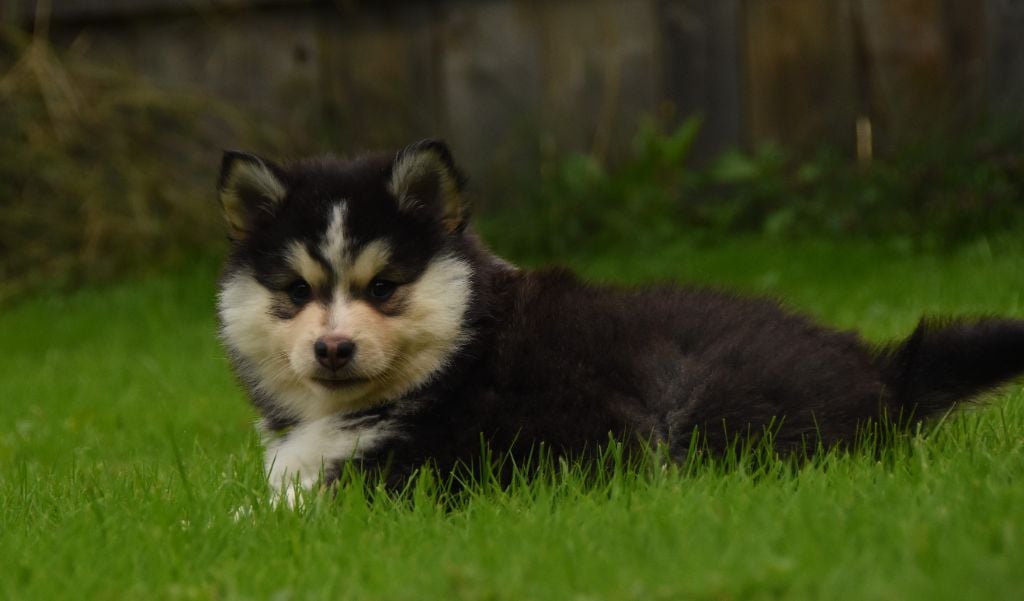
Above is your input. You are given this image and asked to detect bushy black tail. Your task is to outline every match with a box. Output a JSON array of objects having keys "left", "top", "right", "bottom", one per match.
[{"left": 876, "top": 318, "right": 1024, "bottom": 421}]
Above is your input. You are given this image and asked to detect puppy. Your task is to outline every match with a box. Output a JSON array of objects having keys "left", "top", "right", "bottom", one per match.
[{"left": 217, "top": 139, "right": 1024, "bottom": 499}]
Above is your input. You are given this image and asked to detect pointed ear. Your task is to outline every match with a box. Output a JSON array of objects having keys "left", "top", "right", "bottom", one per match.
[
  {"left": 389, "top": 139, "right": 468, "bottom": 233},
  {"left": 218, "top": 151, "right": 288, "bottom": 241}
]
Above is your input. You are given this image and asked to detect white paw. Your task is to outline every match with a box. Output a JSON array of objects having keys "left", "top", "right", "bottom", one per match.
[
  {"left": 267, "top": 475, "right": 316, "bottom": 510},
  {"left": 260, "top": 413, "right": 393, "bottom": 508},
  {"left": 231, "top": 504, "right": 254, "bottom": 522}
]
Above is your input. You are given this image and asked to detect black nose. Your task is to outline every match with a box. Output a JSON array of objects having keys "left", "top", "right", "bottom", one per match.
[{"left": 313, "top": 335, "right": 356, "bottom": 371}]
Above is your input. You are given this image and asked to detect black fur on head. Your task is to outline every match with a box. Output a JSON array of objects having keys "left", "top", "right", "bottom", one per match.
[
  {"left": 217, "top": 140, "right": 476, "bottom": 293},
  {"left": 216, "top": 139, "right": 494, "bottom": 427},
  {"left": 217, "top": 139, "right": 469, "bottom": 246}
]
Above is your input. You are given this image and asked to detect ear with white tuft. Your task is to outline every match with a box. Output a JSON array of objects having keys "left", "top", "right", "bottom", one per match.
[
  {"left": 218, "top": 151, "right": 288, "bottom": 241},
  {"left": 389, "top": 139, "right": 468, "bottom": 233}
]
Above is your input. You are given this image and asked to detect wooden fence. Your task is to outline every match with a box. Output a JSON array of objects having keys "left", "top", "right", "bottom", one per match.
[{"left": 4, "top": 0, "right": 1023, "bottom": 198}]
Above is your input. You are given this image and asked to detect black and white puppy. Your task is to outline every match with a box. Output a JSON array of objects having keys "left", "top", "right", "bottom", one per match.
[{"left": 217, "top": 139, "right": 1024, "bottom": 501}]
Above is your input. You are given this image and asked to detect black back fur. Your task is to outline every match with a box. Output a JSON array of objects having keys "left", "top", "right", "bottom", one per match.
[{"left": 355, "top": 268, "right": 1024, "bottom": 485}]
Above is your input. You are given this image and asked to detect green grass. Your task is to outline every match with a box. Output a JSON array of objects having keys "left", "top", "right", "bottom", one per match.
[{"left": 2, "top": 235, "right": 1023, "bottom": 600}]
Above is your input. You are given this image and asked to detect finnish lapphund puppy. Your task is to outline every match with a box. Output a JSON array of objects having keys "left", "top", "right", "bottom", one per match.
[{"left": 217, "top": 139, "right": 1024, "bottom": 502}]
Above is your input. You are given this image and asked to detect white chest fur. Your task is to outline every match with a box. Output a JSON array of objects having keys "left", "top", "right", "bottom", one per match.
[{"left": 264, "top": 414, "right": 393, "bottom": 506}]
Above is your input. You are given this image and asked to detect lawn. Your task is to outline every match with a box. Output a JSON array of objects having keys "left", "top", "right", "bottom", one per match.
[{"left": 2, "top": 234, "right": 1023, "bottom": 600}]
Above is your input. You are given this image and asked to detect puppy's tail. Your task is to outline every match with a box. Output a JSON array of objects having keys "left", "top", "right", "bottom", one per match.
[{"left": 876, "top": 317, "right": 1024, "bottom": 422}]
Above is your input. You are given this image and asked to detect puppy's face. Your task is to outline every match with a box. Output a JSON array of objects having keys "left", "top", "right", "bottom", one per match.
[{"left": 217, "top": 141, "right": 473, "bottom": 421}]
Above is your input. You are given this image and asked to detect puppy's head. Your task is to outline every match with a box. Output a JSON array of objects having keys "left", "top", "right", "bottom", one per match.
[{"left": 217, "top": 140, "right": 474, "bottom": 421}]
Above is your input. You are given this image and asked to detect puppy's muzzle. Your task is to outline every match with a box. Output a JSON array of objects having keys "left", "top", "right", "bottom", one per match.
[{"left": 314, "top": 335, "right": 356, "bottom": 371}]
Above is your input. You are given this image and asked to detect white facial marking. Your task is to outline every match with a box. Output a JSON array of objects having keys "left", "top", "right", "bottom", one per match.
[
  {"left": 285, "top": 241, "right": 327, "bottom": 289},
  {"left": 265, "top": 414, "right": 393, "bottom": 507},
  {"left": 219, "top": 271, "right": 334, "bottom": 421},
  {"left": 327, "top": 292, "right": 352, "bottom": 331},
  {"left": 321, "top": 203, "right": 348, "bottom": 276},
  {"left": 219, "top": 251, "right": 475, "bottom": 422},
  {"left": 218, "top": 272, "right": 276, "bottom": 369},
  {"left": 367, "top": 254, "right": 473, "bottom": 402},
  {"left": 349, "top": 240, "right": 392, "bottom": 287},
  {"left": 321, "top": 239, "right": 391, "bottom": 335}
]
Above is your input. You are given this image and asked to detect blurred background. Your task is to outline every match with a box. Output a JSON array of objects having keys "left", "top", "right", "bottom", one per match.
[{"left": 1, "top": 0, "right": 1023, "bottom": 303}]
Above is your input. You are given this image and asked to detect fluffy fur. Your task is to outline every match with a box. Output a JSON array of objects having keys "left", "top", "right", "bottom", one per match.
[{"left": 217, "top": 139, "right": 1024, "bottom": 500}]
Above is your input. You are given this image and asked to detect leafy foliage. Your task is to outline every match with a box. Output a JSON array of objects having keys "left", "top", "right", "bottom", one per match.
[
  {"left": 484, "top": 118, "right": 701, "bottom": 259},
  {"left": 483, "top": 117, "right": 1024, "bottom": 261}
]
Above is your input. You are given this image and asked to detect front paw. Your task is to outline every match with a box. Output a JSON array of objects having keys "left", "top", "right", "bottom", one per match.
[
  {"left": 269, "top": 482, "right": 305, "bottom": 510},
  {"left": 266, "top": 465, "right": 321, "bottom": 509}
]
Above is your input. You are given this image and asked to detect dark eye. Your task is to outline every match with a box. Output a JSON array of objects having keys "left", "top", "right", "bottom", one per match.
[
  {"left": 287, "top": 279, "right": 313, "bottom": 305},
  {"left": 367, "top": 278, "right": 397, "bottom": 301}
]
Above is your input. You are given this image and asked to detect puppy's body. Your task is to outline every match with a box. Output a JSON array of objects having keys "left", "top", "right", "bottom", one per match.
[{"left": 217, "top": 140, "right": 1024, "bottom": 497}]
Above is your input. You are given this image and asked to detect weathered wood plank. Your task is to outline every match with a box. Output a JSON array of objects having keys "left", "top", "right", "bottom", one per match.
[
  {"left": 7, "top": 0, "right": 1020, "bottom": 198},
  {"left": 438, "top": 1, "right": 544, "bottom": 200},
  {"left": 2, "top": 0, "right": 311, "bottom": 24},
  {"left": 989, "top": 0, "right": 1024, "bottom": 113},
  {"left": 657, "top": 0, "right": 743, "bottom": 161},
  {"left": 857, "top": 0, "right": 990, "bottom": 148},
  {"left": 743, "top": 0, "right": 857, "bottom": 151},
  {"left": 537, "top": 0, "right": 660, "bottom": 164},
  {"left": 319, "top": 3, "right": 443, "bottom": 152}
]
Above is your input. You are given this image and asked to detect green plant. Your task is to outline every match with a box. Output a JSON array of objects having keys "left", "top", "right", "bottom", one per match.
[
  {"left": 483, "top": 117, "right": 1024, "bottom": 262},
  {"left": 484, "top": 117, "right": 702, "bottom": 260}
]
